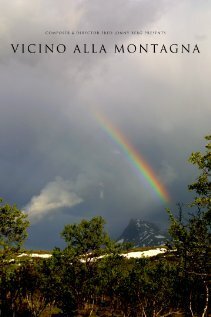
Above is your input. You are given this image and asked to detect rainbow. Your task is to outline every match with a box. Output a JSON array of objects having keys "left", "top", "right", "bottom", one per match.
[{"left": 95, "top": 111, "right": 170, "bottom": 203}]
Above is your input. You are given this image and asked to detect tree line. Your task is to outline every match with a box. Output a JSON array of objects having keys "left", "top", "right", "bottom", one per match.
[{"left": 0, "top": 136, "right": 210, "bottom": 317}]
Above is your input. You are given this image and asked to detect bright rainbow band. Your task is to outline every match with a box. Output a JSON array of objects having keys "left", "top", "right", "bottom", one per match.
[{"left": 95, "top": 111, "right": 170, "bottom": 204}]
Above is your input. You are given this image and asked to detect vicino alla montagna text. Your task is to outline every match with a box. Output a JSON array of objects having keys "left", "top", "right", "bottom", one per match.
[{"left": 11, "top": 43, "right": 200, "bottom": 54}]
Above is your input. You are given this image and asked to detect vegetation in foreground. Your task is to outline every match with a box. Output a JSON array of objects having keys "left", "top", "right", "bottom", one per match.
[{"left": 0, "top": 136, "right": 210, "bottom": 317}]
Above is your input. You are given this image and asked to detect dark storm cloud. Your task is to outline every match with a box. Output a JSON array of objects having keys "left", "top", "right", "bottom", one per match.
[{"left": 0, "top": 0, "right": 211, "bottom": 248}]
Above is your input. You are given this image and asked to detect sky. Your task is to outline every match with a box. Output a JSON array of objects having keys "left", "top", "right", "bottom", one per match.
[{"left": 0, "top": 0, "right": 210, "bottom": 249}]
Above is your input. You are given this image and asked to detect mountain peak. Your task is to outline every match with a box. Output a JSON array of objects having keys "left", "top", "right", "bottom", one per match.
[{"left": 118, "top": 218, "right": 167, "bottom": 247}]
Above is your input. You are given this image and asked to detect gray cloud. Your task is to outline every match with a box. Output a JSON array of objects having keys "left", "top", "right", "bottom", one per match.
[{"left": 0, "top": 0, "right": 210, "bottom": 248}]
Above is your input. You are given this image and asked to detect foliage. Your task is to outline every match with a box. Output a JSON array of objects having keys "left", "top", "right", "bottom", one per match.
[
  {"left": 188, "top": 135, "right": 211, "bottom": 221},
  {"left": 61, "top": 216, "right": 115, "bottom": 259},
  {"left": 167, "top": 135, "right": 211, "bottom": 316},
  {"left": 0, "top": 199, "right": 30, "bottom": 316},
  {"left": 0, "top": 198, "right": 29, "bottom": 253}
]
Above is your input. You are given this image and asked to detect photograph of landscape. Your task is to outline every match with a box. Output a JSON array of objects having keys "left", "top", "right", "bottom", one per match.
[{"left": 0, "top": 1, "right": 210, "bottom": 316}]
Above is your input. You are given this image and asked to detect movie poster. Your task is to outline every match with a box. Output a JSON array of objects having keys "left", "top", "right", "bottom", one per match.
[{"left": 1, "top": 1, "right": 210, "bottom": 249}]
